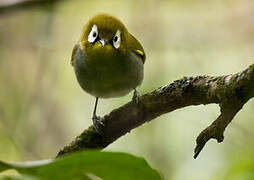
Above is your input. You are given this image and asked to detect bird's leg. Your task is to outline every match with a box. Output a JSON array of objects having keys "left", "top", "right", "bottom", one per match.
[
  {"left": 132, "top": 88, "right": 139, "bottom": 104},
  {"left": 92, "top": 97, "right": 104, "bottom": 134}
]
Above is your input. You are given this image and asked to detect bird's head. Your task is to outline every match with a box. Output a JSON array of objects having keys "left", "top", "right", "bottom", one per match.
[{"left": 79, "top": 13, "right": 129, "bottom": 57}]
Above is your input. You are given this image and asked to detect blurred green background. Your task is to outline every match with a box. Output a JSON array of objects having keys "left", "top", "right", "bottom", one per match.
[{"left": 0, "top": 0, "right": 254, "bottom": 179}]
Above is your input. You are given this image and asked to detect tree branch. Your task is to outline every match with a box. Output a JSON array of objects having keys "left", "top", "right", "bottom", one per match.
[
  {"left": 0, "top": 0, "right": 61, "bottom": 14},
  {"left": 57, "top": 64, "right": 254, "bottom": 158}
]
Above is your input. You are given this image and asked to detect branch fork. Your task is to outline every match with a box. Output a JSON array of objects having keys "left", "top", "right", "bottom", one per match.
[{"left": 57, "top": 64, "right": 254, "bottom": 158}]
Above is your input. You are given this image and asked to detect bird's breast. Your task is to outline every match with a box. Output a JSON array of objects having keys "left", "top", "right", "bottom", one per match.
[{"left": 73, "top": 44, "right": 144, "bottom": 98}]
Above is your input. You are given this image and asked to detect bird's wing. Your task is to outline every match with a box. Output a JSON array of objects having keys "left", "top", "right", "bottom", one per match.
[
  {"left": 70, "top": 43, "right": 79, "bottom": 66},
  {"left": 129, "top": 34, "right": 146, "bottom": 64},
  {"left": 133, "top": 49, "right": 145, "bottom": 62}
]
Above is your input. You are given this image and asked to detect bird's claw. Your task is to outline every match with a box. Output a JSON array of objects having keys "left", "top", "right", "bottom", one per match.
[
  {"left": 132, "top": 89, "right": 139, "bottom": 104},
  {"left": 92, "top": 115, "right": 104, "bottom": 134}
]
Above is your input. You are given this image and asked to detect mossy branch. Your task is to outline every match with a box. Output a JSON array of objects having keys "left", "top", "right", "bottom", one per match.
[{"left": 57, "top": 64, "right": 254, "bottom": 158}]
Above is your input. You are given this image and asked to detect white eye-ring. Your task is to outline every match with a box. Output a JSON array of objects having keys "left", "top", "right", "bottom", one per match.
[
  {"left": 88, "top": 25, "right": 98, "bottom": 43},
  {"left": 113, "top": 30, "right": 121, "bottom": 49}
]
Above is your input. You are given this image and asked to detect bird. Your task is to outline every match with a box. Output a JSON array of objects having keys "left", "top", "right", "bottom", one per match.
[{"left": 70, "top": 13, "right": 146, "bottom": 133}]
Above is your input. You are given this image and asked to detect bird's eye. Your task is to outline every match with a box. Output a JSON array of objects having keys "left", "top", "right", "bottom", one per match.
[
  {"left": 113, "top": 30, "right": 121, "bottom": 49},
  {"left": 88, "top": 25, "right": 98, "bottom": 43},
  {"left": 113, "top": 36, "right": 118, "bottom": 42}
]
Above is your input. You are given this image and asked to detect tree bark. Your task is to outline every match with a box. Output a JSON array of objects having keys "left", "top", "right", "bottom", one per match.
[{"left": 57, "top": 64, "right": 254, "bottom": 158}]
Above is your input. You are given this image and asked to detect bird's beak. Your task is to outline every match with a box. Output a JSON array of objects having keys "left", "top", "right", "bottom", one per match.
[{"left": 99, "top": 39, "right": 107, "bottom": 47}]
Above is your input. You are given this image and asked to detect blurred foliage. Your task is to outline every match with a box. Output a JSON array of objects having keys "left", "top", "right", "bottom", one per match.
[
  {"left": 223, "top": 160, "right": 254, "bottom": 180},
  {"left": 213, "top": 153, "right": 254, "bottom": 180},
  {"left": 0, "top": 151, "right": 161, "bottom": 180},
  {"left": 0, "top": 0, "right": 254, "bottom": 179}
]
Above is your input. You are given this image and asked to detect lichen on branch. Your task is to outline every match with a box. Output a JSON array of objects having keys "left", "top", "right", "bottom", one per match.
[{"left": 57, "top": 64, "right": 254, "bottom": 158}]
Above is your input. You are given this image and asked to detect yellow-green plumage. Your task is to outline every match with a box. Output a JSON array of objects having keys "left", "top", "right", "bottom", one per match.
[
  {"left": 71, "top": 13, "right": 145, "bottom": 98},
  {"left": 70, "top": 13, "right": 146, "bottom": 132}
]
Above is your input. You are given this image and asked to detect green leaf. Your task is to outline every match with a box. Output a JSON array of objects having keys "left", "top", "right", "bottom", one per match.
[
  {"left": 0, "top": 176, "right": 32, "bottom": 180},
  {"left": 0, "top": 151, "right": 161, "bottom": 180},
  {"left": 0, "top": 161, "right": 10, "bottom": 172}
]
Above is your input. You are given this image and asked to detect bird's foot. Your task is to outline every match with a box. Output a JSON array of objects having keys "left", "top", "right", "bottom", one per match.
[
  {"left": 92, "top": 115, "right": 104, "bottom": 135},
  {"left": 132, "top": 89, "right": 139, "bottom": 104}
]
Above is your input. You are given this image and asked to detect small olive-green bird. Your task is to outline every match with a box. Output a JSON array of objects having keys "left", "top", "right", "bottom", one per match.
[{"left": 71, "top": 13, "right": 145, "bottom": 133}]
